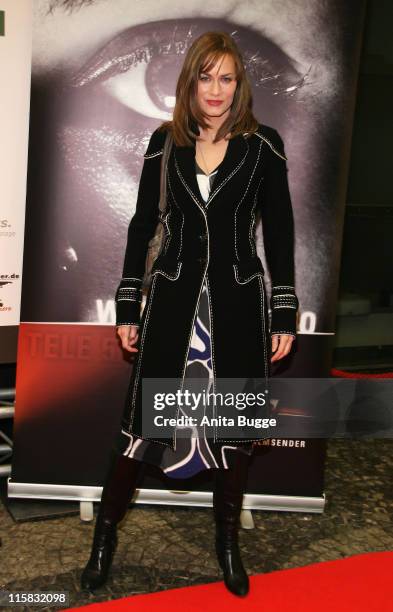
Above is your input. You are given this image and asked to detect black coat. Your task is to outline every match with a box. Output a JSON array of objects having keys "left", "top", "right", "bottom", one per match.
[{"left": 115, "top": 122, "right": 299, "bottom": 450}]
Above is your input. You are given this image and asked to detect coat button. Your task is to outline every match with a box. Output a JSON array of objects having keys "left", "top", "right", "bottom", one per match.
[
  {"left": 198, "top": 234, "right": 207, "bottom": 241},
  {"left": 197, "top": 257, "right": 207, "bottom": 263}
]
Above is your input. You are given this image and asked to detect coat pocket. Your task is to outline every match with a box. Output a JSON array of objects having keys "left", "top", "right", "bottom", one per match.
[
  {"left": 151, "top": 253, "right": 183, "bottom": 281},
  {"left": 233, "top": 256, "right": 265, "bottom": 284}
]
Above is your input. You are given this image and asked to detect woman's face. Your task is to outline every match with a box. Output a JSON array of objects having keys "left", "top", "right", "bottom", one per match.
[{"left": 196, "top": 53, "right": 237, "bottom": 120}]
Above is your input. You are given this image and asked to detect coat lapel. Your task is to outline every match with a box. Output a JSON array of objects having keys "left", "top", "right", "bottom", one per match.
[{"left": 174, "top": 132, "right": 250, "bottom": 210}]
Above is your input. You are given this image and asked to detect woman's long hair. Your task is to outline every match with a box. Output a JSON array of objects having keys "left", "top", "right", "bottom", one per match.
[{"left": 159, "top": 31, "right": 259, "bottom": 146}]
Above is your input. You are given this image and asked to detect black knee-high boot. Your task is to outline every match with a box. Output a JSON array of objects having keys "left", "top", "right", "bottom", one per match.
[
  {"left": 81, "top": 449, "right": 146, "bottom": 591},
  {"left": 213, "top": 450, "right": 251, "bottom": 597}
]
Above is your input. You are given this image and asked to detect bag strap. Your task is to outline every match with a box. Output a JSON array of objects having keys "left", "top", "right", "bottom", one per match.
[{"left": 159, "top": 130, "right": 174, "bottom": 213}]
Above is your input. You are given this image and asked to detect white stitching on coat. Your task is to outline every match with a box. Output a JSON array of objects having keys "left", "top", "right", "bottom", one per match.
[
  {"left": 234, "top": 138, "right": 262, "bottom": 260},
  {"left": 272, "top": 285, "right": 295, "bottom": 290},
  {"left": 253, "top": 132, "right": 287, "bottom": 161},
  {"left": 116, "top": 322, "right": 140, "bottom": 326},
  {"left": 258, "top": 275, "right": 269, "bottom": 394},
  {"left": 143, "top": 149, "right": 164, "bottom": 158},
  {"left": 175, "top": 156, "right": 209, "bottom": 219},
  {"left": 271, "top": 331, "right": 296, "bottom": 336},
  {"left": 249, "top": 175, "right": 264, "bottom": 256},
  {"left": 206, "top": 139, "right": 250, "bottom": 208},
  {"left": 151, "top": 261, "right": 182, "bottom": 280},
  {"left": 233, "top": 264, "right": 264, "bottom": 285}
]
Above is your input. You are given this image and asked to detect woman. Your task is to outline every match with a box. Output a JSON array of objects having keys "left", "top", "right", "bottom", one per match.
[{"left": 81, "top": 31, "right": 298, "bottom": 597}]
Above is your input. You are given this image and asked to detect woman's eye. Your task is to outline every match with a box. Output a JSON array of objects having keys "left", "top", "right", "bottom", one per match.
[
  {"left": 199, "top": 75, "right": 233, "bottom": 84},
  {"left": 69, "top": 19, "right": 309, "bottom": 121},
  {"left": 102, "top": 59, "right": 175, "bottom": 119}
]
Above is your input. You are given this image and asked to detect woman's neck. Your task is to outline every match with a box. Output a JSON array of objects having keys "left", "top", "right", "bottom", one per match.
[{"left": 198, "top": 111, "right": 229, "bottom": 142}]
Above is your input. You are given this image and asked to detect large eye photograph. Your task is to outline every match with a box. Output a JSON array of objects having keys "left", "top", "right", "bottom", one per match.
[{"left": 23, "top": 15, "right": 319, "bottom": 325}]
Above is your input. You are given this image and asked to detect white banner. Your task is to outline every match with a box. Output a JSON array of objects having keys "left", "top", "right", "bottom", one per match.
[{"left": 0, "top": 1, "right": 32, "bottom": 326}]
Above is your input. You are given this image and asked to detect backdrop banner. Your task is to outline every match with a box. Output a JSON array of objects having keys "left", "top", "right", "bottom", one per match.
[
  {"left": 10, "top": 0, "right": 366, "bottom": 510},
  {"left": 0, "top": 1, "right": 32, "bottom": 362}
]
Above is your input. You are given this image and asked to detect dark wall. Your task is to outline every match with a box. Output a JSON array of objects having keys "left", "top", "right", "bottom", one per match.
[{"left": 346, "top": 0, "right": 393, "bottom": 207}]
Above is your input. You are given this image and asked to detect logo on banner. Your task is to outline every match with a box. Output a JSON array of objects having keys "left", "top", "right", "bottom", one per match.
[{"left": 0, "top": 273, "right": 20, "bottom": 312}]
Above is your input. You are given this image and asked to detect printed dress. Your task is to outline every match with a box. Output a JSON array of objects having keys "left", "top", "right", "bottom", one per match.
[{"left": 114, "top": 159, "right": 254, "bottom": 478}]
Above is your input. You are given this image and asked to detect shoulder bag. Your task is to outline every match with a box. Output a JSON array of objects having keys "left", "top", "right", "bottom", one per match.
[{"left": 142, "top": 130, "right": 174, "bottom": 289}]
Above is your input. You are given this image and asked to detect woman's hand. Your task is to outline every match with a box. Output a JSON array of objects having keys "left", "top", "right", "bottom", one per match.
[
  {"left": 271, "top": 334, "right": 295, "bottom": 362},
  {"left": 116, "top": 325, "right": 140, "bottom": 353}
]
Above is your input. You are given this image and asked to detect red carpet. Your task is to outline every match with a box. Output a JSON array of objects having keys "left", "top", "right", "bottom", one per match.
[{"left": 71, "top": 552, "right": 393, "bottom": 611}]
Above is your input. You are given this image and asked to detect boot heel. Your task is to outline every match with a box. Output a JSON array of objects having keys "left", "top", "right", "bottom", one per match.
[
  {"left": 81, "top": 518, "right": 118, "bottom": 590},
  {"left": 215, "top": 533, "right": 249, "bottom": 596}
]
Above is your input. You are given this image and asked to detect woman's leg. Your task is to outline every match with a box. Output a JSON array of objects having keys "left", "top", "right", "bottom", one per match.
[
  {"left": 213, "top": 449, "right": 251, "bottom": 597},
  {"left": 81, "top": 448, "right": 146, "bottom": 590}
]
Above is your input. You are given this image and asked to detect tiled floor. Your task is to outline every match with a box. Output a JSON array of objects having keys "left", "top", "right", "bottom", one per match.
[{"left": 1, "top": 439, "right": 392, "bottom": 610}]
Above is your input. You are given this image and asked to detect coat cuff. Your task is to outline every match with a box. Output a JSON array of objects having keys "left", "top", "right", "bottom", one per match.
[
  {"left": 270, "top": 286, "right": 299, "bottom": 337},
  {"left": 115, "top": 277, "right": 143, "bottom": 326}
]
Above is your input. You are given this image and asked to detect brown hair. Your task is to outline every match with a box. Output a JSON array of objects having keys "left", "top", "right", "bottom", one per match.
[{"left": 158, "top": 31, "right": 259, "bottom": 146}]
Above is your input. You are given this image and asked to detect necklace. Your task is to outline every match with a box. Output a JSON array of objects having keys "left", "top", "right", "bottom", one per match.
[
  {"left": 196, "top": 129, "right": 230, "bottom": 175},
  {"left": 197, "top": 141, "right": 213, "bottom": 176}
]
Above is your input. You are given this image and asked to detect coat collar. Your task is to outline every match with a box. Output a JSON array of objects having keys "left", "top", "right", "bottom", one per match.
[{"left": 173, "top": 132, "right": 250, "bottom": 210}]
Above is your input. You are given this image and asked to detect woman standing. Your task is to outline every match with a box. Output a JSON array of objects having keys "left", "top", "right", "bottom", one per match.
[{"left": 81, "top": 31, "right": 298, "bottom": 597}]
